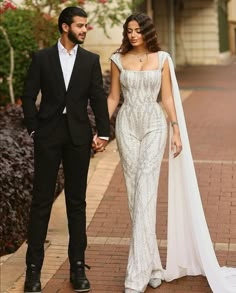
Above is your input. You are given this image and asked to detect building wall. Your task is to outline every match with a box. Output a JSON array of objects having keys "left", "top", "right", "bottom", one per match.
[
  {"left": 152, "top": 0, "right": 169, "bottom": 52},
  {"left": 228, "top": 0, "right": 236, "bottom": 54},
  {"left": 228, "top": 0, "right": 236, "bottom": 21},
  {"left": 83, "top": 1, "right": 131, "bottom": 72},
  {"left": 85, "top": 26, "right": 123, "bottom": 72},
  {"left": 228, "top": 22, "right": 236, "bottom": 54},
  {"left": 153, "top": 0, "right": 223, "bottom": 65}
]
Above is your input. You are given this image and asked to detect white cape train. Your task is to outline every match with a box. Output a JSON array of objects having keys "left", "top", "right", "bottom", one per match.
[{"left": 163, "top": 51, "right": 236, "bottom": 292}]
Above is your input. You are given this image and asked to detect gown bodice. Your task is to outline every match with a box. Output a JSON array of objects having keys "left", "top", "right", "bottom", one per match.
[{"left": 110, "top": 52, "right": 163, "bottom": 107}]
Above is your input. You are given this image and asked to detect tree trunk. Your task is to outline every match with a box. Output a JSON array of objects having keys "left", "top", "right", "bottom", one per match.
[{"left": 0, "top": 25, "right": 15, "bottom": 104}]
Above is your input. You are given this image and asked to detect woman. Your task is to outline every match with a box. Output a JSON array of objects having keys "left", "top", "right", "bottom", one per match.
[{"left": 107, "top": 13, "right": 236, "bottom": 293}]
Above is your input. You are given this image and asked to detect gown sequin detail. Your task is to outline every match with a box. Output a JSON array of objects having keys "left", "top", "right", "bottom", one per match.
[{"left": 111, "top": 52, "right": 167, "bottom": 292}]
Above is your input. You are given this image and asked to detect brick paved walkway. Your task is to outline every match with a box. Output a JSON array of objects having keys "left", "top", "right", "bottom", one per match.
[{"left": 2, "top": 59, "right": 236, "bottom": 293}]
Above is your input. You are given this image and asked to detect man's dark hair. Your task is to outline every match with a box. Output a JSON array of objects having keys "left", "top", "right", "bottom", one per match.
[{"left": 58, "top": 6, "right": 87, "bottom": 33}]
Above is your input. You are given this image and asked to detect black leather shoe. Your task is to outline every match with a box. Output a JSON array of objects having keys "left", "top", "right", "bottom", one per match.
[
  {"left": 70, "top": 261, "right": 91, "bottom": 292},
  {"left": 24, "top": 264, "right": 41, "bottom": 293}
]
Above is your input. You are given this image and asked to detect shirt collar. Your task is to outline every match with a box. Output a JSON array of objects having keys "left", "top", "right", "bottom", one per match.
[{"left": 57, "top": 39, "right": 78, "bottom": 56}]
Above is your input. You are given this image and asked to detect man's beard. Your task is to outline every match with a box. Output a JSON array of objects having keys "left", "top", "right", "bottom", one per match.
[{"left": 68, "top": 29, "right": 85, "bottom": 45}]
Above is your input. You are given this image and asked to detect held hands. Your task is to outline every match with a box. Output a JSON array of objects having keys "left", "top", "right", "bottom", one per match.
[
  {"left": 171, "top": 132, "right": 182, "bottom": 158},
  {"left": 92, "top": 134, "right": 108, "bottom": 152}
]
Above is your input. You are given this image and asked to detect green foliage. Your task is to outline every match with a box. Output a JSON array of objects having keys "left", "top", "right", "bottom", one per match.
[{"left": 0, "top": 8, "right": 59, "bottom": 105}]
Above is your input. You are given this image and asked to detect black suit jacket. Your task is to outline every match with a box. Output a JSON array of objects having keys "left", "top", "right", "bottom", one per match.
[{"left": 22, "top": 44, "right": 110, "bottom": 145}]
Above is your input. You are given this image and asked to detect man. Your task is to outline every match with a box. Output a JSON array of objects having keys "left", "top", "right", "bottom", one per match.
[{"left": 22, "top": 6, "right": 110, "bottom": 293}]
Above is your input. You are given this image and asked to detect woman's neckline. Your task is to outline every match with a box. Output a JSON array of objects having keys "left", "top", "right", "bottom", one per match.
[
  {"left": 123, "top": 68, "right": 161, "bottom": 72},
  {"left": 118, "top": 51, "right": 161, "bottom": 72}
]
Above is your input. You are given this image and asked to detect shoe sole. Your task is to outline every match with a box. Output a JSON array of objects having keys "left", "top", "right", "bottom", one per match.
[{"left": 70, "top": 280, "right": 90, "bottom": 292}]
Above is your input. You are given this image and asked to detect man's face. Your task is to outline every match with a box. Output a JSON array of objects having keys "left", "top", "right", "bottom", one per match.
[{"left": 67, "top": 16, "right": 87, "bottom": 44}]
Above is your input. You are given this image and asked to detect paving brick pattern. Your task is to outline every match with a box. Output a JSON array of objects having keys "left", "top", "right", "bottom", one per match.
[
  {"left": 43, "top": 61, "right": 236, "bottom": 292},
  {"left": 3, "top": 60, "right": 236, "bottom": 293}
]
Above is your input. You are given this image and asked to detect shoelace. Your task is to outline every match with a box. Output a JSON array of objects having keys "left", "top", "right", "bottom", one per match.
[
  {"left": 76, "top": 263, "right": 91, "bottom": 270},
  {"left": 84, "top": 263, "right": 91, "bottom": 270}
]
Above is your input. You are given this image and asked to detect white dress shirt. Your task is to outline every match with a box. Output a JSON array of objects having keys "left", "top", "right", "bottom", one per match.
[{"left": 58, "top": 40, "right": 78, "bottom": 113}]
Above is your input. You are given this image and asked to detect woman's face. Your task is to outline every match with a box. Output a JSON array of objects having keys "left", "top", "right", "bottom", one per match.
[{"left": 127, "top": 20, "right": 145, "bottom": 47}]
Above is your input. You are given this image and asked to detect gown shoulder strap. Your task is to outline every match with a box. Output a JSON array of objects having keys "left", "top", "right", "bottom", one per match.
[
  {"left": 110, "top": 53, "right": 123, "bottom": 71},
  {"left": 158, "top": 50, "right": 170, "bottom": 70}
]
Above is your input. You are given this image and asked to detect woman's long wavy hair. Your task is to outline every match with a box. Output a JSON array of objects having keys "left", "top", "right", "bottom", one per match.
[{"left": 118, "top": 13, "right": 161, "bottom": 54}]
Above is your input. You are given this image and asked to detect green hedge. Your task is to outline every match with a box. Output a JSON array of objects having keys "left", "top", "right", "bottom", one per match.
[{"left": 0, "top": 9, "right": 58, "bottom": 105}]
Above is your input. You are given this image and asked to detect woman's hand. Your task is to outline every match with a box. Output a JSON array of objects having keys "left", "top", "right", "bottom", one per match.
[
  {"left": 92, "top": 134, "right": 108, "bottom": 152},
  {"left": 171, "top": 133, "right": 182, "bottom": 158}
]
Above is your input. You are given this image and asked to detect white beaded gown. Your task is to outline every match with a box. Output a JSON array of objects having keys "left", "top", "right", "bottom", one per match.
[
  {"left": 111, "top": 52, "right": 167, "bottom": 292},
  {"left": 110, "top": 51, "right": 236, "bottom": 293}
]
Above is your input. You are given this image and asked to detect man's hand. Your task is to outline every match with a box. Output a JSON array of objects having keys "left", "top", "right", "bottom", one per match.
[{"left": 92, "top": 134, "right": 108, "bottom": 152}]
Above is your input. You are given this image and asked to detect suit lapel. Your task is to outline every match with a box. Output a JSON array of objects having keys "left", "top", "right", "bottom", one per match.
[{"left": 50, "top": 44, "right": 66, "bottom": 92}]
